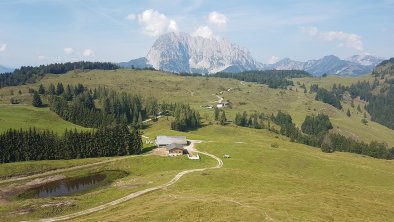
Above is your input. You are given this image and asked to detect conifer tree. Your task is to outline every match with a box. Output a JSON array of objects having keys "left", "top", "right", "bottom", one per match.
[
  {"left": 219, "top": 110, "right": 227, "bottom": 125},
  {"left": 38, "top": 84, "right": 46, "bottom": 94},
  {"left": 32, "top": 91, "right": 43, "bottom": 107}
]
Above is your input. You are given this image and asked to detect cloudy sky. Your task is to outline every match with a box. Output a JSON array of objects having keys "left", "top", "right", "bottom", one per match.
[{"left": 0, "top": 0, "right": 393, "bottom": 67}]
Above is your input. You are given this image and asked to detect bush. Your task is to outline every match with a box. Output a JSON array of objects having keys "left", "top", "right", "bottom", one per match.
[{"left": 271, "top": 142, "right": 279, "bottom": 148}]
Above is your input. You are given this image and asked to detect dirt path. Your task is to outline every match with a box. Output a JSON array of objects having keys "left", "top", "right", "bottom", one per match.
[
  {"left": 142, "top": 115, "right": 162, "bottom": 124},
  {"left": 213, "top": 94, "right": 224, "bottom": 103},
  {"left": 0, "top": 155, "right": 141, "bottom": 185},
  {"left": 33, "top": 144, "right": 222, "bottom": 222}
]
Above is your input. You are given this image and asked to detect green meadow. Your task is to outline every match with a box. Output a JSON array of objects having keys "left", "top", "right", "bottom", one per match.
[
  {"left": 0, "top": 105, "right": 87, "bottom": 134},
  {"left": 0, "top": 69, "right": 393, "bottom": 221}
]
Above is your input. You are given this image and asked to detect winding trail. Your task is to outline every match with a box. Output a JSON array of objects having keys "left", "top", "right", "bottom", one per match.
[
  {"left": 0, "top": 155, "right": 141, "bottom": 185},
  {"left": 32, "top": 148, "right": 222, "bottom": 222}
]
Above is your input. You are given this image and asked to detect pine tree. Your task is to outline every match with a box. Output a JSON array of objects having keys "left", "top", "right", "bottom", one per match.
[
  {"left": 346, "top": 109, "right": 351, "bottom": 117},
  {"left": 219, "top": 110, "right": 227, "bottom": 125},
  {"left": 38, "top": 84, "right": 46, "bottom": 94},
  {"left": 48, "top": 83, "right": 56, "bottom": 95},
  {"left": 56, "top": 83, "right": 64, "bottom": 95},
  {"left": 32, "top": 91, "right": 43, "bottom": 107},
  {"left": 214, "top": 107, "right": 220, "bottom": 121}
]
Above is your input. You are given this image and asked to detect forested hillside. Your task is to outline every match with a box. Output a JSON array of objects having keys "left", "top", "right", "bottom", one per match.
[{"left": 0, "top": 61, "right": 118, "bottom": 88}]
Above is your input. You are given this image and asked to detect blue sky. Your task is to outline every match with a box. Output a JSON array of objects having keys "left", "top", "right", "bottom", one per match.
[{"left": 0, "top": 0, "right": 393, "bottom": 67}]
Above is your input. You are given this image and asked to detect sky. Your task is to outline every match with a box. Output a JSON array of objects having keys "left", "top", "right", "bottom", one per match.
[{"left": 0, "top": 0, "right": 394, "bottom": 68}]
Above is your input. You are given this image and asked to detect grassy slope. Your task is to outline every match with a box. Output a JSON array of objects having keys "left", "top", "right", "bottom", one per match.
[
  {"left": 0, "top": 70, "right": 392, "bottom": 221},
  {"left": 0, "top": 139, "right": 216, "bottom": 221},
  {"left": 70, "top": 119, "right": 394, "bottom": 222},
  {"left": 0, "top": 105, "right": 88, "bottom": 134},
  {"left": 0, "top": 157, "right": 111, "bottom": 179},
  {"left": 19, "top": 69, "right": 393, "bottom": 146},
  {"left": 293, "top": 74, "right": 374, "bottom": 90},
  {"left": 0, "top": 119, "right": 393, "bottom": 221}
]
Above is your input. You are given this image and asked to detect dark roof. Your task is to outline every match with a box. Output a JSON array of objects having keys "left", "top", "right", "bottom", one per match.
[{"left": 166, "top": 143, "right": 184, "bottom": 151}]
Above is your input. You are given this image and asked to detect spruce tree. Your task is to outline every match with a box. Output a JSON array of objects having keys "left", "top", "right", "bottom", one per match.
[
  {"left": 346, "top": 109, "right": 351, "bottom": 117},
  {"left": 214, "top": 107, "right": 220, "bottom": 121},
  {"left": 38, "top": 84, "right": 46, "bottom": 94},
  {"left": 32, "top": 91, "right": 43, "bottom": 107},
  {"left": 219, "top": 110, "right": 227, "bottom": 125},
  {"left": 56, "top": 83, "right": 64, "bottom": 95}
]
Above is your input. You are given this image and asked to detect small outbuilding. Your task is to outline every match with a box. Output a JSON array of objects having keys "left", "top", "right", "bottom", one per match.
[
  {"left": 216, "top": 101, "right": 229, "bottom": 108},
  {"left": 166, "top": 143, "right": 184, "bottom": 156}
]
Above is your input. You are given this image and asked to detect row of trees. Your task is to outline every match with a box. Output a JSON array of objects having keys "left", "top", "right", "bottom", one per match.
[
  {"left": 214, "top": 107, "right": 227, "bottom": 125},
  {"left": 170, "top": 104, "right": 201, "bottom": 131},
  {"left": 0, "top": 62, "right": 118, "bottom": 88},
  {"left": 322, "top": 133, "right": 394, "bottom": 159},
  {"left": 0, "top": 125, "right": 142, "bottom": 163},
  {"left": 234, "top": 111, "right": 270, "bottom": 129},
  {"left": 213, "top": 70, "right": 311, "bottom": 89}
]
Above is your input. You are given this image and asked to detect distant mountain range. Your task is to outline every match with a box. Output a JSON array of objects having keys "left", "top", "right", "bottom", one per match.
[
  {"left": 268, "top": 55, "right": 384, "bottom": 76},
  {"left": 0, "top": 65, "right": 14, "bottom": 74},
  {"left": 119, "top": 32, "right": 384, "bottom": 76}
]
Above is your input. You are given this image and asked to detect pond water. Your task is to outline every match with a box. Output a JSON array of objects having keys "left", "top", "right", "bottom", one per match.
[
  {"left": 33, "top": 174, "right": 106, "bottom": 198},
  {"left": 19, "top": 170, "right": 128, "bottom": 199}
]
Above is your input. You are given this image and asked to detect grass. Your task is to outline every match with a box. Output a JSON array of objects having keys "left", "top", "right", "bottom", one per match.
[
  {"left": 0, "top": 69, "right": 393, "bottom": 220},
  {"left": 0, "top": 69, "right": 391, "bottom": 145},
  {"left": 0, "top": 118, "right": 393, "bottom": 221},
  {"left": 0, "top": 157, "right": 112, "bottom": 179},
  {"left": 18, "top": 69, "right": 391, "bottom": 146},
  {"left": 293, "top": 74, "right": 374, "bottom": 90},
  {"left": 72, "top": 119, "right": 393, "bottom": 221},
  {"left": 0, "top": 145, "right": 216, "bottom": 221},
  {"left": 0, "top": 105, "right": 88, "bottom": 134}
]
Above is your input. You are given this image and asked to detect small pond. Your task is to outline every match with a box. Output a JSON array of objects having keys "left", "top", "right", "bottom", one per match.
[{"left": 19, "top": 170, "right": 128, "bottom": 198}]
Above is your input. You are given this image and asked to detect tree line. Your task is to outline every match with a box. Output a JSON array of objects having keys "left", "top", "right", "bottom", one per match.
[
  {"left": 0, "top": 124, "right": 142, "bottom": 163},
  {"left": 0, "top": 61, "right": 118, "bottom": 88},
  {"left": 34, "top": 83, "right": 146, "bottom": 128},
  {"left": 234, "top": 111, "right": 394, "bottom": 160},
  {"left": 212, "top": 70, "right": 311, "bottom": 89},
  {"left": 312, "top": 76, "right": 394, "bottom": 129}
]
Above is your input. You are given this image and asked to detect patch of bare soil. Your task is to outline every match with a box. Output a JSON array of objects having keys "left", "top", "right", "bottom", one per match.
[{"left": 151, "top": 147, "right": 168, "bottom": 156}]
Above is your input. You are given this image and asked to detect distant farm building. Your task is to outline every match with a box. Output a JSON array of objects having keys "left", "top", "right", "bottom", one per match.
[{"left": 216, "top": 101, "right": 229, "bottom": 108}]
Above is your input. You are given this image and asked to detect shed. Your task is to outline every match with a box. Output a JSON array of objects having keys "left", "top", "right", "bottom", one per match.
[{"left": 166, "top": 143, "right": 184, "bottom": 156}]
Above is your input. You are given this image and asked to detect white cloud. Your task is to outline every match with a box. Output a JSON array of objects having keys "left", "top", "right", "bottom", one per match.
[
  {"left": 268, "top": 56, "right": 279, "bottom": 64},
  {"left": 38, "top": 55, "right": 45, "bottom": 60},
  {"left": 0, "top": 43, "right": 7, "bottom": 52},
  {"left": 83, "top": 49, "right": 94, "bottom": 57},
  {"left": 126, "top": 13, "right": 136, "bottom": 21},
  {"left": 208, "top": 11, "right": 228, "bottom": 28},
  {"left": 299, "top": 26, "right": 318, "bottom": 36},
  {"left": 138, "top": 9, "right": 179, "bottom": 36},
  {"left": 64, "top": 47, "right": 74, "bottom": 55},
  {"left": 300, "top": 26, "right": 364, "bottom": 51},
  {"left": 193, "top": 26, "right": 213, "bottom": 39}
]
